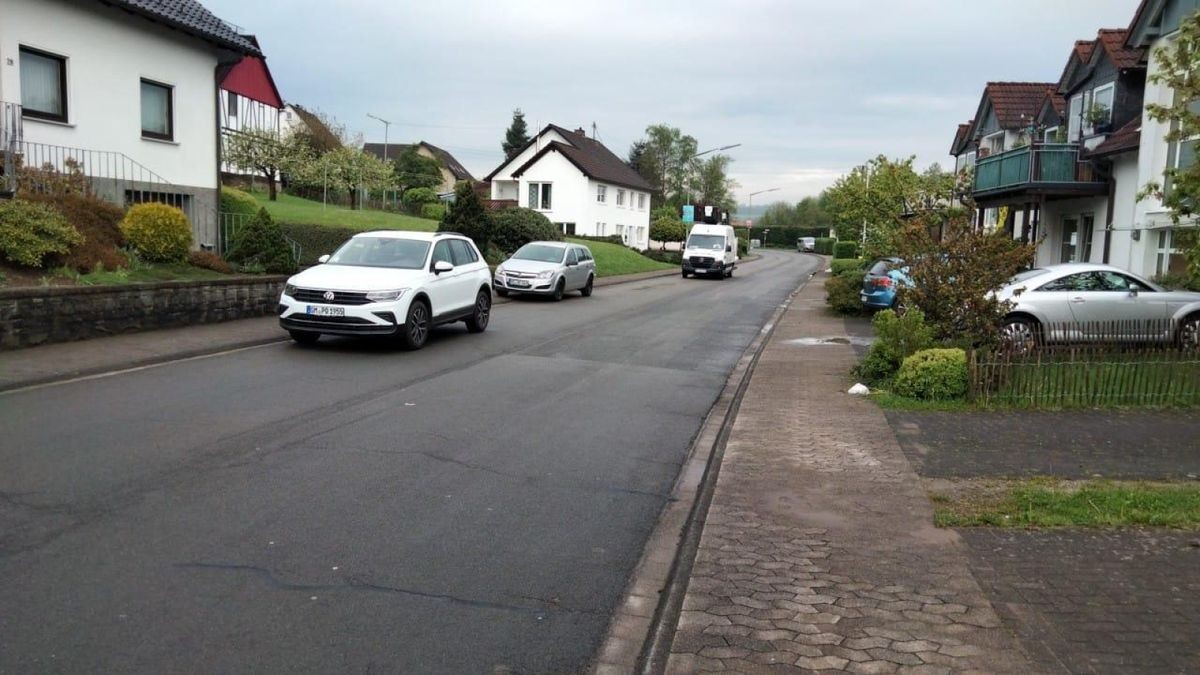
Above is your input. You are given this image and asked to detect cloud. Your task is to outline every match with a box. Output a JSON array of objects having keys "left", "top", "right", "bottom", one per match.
[{"left": 205, "top": 0, "right": 1142, "bottom": 203}]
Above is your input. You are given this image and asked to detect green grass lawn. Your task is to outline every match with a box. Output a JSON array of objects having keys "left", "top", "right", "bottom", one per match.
[
  {"left": 568, "top": 238, "right": 676, "bottom": 278},
  {"left": 932, "top": 479, "right": 1200, "bottom": 529},
  {"left": 251, "top": 191, "right": 438, "bottom": 232},
  {"left": 57, "top": 263, "right": 231, "bottom": 285}
]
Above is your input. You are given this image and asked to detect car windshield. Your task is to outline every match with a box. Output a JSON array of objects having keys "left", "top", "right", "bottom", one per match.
[
  {"left": 512, "top": 244, "right": 565, "bottom": 263},
  {"left": 688, "top": 234, "right": 725, "bottom": 251},
  {"left": 327, "top": 236, "right": 430, "bottom": 269},
  {"left": 1008, "top": 268, "right": 1047, "bottom": 285}
]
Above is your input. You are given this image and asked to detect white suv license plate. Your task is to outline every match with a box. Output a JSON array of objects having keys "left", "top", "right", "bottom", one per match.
[{"left": 307, "top": 305, "right": 345, "bottom": 317}]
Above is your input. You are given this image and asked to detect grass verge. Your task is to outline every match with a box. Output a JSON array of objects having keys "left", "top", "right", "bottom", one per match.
[
  {"left": 932, "top": 479, "right": 1200, "bottom": 529},
  {"left": 56, "top": 263, "right": 233, "bottom": 285},
  {"left": 251, "top": 190, "right": 438, "bottom": 232},
  {"left": 568, "top": 238, "right": 675, "bottom": 278}
]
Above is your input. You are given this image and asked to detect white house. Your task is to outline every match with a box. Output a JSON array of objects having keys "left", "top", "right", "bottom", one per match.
[
  {"left": 1123, "top": 0, "right": 1199, "bottom": 279},
  {"left": 0, "top": 0, "right": 260, "bottom": 248},
  {"left": 485, "top": 124, "right": 654, "bottom": 250}
]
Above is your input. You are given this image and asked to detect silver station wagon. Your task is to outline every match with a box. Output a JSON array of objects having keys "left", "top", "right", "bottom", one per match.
[{"left": 493, "top": 241, "right": 596, "bottom": 300}]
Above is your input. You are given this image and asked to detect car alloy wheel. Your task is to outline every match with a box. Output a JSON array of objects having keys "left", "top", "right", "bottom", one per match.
[
  {"left": 404, "top": 301, "right": 430, "bottom": 349},
  {"left": 552, "top": 279, "right": 565, "bottom": 301},
  {"left": 581, "top": 277, "right": 593, "bottom": 297},
  {"left": 1000, "top": 318, "right": 1038, "bottom": 354},
  {"left": 1179, "top": 316, "right": 1200, "bottom": 351},
  {"left": 467, "top": 290, "right": 490, "bottom": 333}
]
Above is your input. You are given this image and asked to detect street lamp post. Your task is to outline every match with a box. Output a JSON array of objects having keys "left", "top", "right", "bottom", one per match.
[
  {"left": 747, "top": 187, "right": 780, "bottom": 248},
  {"left": 368, "top": 113, "right": 393, "bottom": 208}
]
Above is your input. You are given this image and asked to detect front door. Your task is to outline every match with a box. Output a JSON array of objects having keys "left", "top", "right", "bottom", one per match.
[{"left": 1059, "top": 217, "right": 1078, "bottom": 263}]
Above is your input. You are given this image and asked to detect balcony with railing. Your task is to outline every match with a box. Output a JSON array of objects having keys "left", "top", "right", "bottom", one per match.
[{"left": 972, "top": 143, "right": 1106, "bottom": 201}]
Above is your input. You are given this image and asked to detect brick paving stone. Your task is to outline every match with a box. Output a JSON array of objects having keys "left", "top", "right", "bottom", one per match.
[{"left": 664, "top": 277, "right": 1035, "bottom": 673}]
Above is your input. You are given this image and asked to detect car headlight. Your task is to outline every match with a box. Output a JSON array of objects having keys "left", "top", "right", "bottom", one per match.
[
  {"left": 284, "top": 284, "right": 298, "bottom": 297},
  {"left": 495, "top": 266, "right": 506, "bottom": 276},
  {"left": 365, "top": 289, "right": 408, "bottom": 302},
  {"left": 537, "top": 270, "right": 556, "bottom": 279}
]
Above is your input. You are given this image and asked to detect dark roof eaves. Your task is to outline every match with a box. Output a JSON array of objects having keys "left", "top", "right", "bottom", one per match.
[{"left": 102, "top": 0, "right": 261, "bottom": 55}]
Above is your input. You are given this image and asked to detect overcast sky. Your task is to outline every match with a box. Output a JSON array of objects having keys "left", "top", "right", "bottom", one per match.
[{"left": 206, "top": 0, "right": 1140, "bottom": 206}]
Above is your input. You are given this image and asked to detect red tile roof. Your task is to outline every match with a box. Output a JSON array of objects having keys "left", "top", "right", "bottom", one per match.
[
  {"left": 1096, "top": 29, "right": 1145, "bottom": 69},
  {"left": 1074, "top": 40, "right": 1096, "bottom": 63},
  {"left": 985, "top": 82, "right": 1058, "bottom": 128},
  {"left": 1087, "top": 117, "right": 1141, "bottom": 157}
]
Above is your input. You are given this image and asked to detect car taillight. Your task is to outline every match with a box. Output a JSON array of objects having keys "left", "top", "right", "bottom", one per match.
[{"left": 875, "top": 277, "right": 893, "bottom": 288}]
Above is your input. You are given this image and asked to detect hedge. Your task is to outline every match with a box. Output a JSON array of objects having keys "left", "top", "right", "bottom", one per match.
[
  {"left": 814, "top": 237, "right": 836, "bottom": 255},
  {"left": 829, "top": 258, "right": 867, "bottom": 275},
  {"left": 281, "top": 223, "right": 358, "bottom": 266},
  {"left": 833, "top": 241, "right": 859, "bottom": 259},
  {"left": 893, "top": 348, "right": 968, "bottom": 400}
]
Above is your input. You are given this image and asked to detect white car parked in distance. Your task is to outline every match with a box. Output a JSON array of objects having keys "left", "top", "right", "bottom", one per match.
[
  {"left": 278, "top": 231, "right": 493, "bottom": 349},
  {"left": 493, "top": 241, "right": 596, "bottom": 300}
]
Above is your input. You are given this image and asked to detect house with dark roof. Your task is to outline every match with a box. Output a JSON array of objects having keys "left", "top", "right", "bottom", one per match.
[
  {"left": 362, "top": 141, "right": 476, "bottom": 194},
  {"left": 484, "top": 124, "right": 654, "bottom": 249},
  {"left": 0, "top": 0, "right": 260, "bottom": 248}
]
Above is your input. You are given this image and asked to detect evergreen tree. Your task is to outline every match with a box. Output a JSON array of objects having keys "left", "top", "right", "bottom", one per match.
[
  {"left": 440, "top": 181, "right": 492, "bottom": 250},
  {"left": 226, "top": 207, "right": 296, "bottom": 273},
  {"left": 502, "top": 109, "right": 531, "bottom": 159}
]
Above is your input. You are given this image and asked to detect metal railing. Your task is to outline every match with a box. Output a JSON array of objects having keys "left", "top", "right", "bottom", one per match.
[
  {"left": 973, "top": 143, "right": 1103, "bottom": 193},
  {"left": 970, "top": 319, "right": 1200, "bottom": 407}
]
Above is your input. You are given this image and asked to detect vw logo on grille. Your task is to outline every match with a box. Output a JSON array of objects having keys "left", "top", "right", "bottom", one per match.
[{"left": 323, "top": 291, "right": 335, "bottom": 301}]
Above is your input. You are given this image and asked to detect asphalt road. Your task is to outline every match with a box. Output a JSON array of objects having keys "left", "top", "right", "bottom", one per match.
[{"left": 0, "top": 250, "right": 820, "bottom": 674}]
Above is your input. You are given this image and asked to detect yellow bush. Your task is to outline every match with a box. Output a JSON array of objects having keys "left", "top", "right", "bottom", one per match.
[{"left": 120, "top": 203, "right": 192, "bottom": 262}]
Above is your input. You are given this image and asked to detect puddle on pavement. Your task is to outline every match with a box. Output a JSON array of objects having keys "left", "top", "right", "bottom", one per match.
[{"left": 785, "top": 336, "right": 875, "bottom": 347}]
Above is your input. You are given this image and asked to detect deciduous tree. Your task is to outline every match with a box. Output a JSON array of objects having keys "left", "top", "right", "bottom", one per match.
[{"left": 223, "top": 129, "right": 311, "bottom": 201}]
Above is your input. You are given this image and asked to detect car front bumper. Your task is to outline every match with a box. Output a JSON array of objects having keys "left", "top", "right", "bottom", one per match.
[
  {"left": 682, "top": 263, "right": 725, "bottom": 274},
  {"left": 277, "top": 293, "right": 409, "bottom": 335},
  {"left": 493, "top": 275, "right": 559, "bottom": 294}
]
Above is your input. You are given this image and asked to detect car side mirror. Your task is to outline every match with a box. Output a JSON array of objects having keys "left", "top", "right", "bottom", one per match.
[
  {"left": 433, "top": 260, "right": 454, "bottom": 274},
  {"left": 725, "top": 245, "right": 732, "bottom": 252},
  {"left": 318, "top": 254, "right": 330, "bottom": 264}
]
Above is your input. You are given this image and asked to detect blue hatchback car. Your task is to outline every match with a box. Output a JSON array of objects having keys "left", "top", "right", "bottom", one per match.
[{"left": 860, "top": 257, "right": 912, "bottom": 310}]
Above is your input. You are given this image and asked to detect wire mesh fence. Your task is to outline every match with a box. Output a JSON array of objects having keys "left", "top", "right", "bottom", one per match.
[{"left": 970, "top": 319, "right": 1200, "bottom": 407}]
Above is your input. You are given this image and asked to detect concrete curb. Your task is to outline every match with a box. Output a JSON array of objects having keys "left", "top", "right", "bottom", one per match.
[
  {"left": 0, "top": 334, "right": 288, "bottom": 395},
  {"left": 589, "top": 264, "right": 818, "bottom": 675}
]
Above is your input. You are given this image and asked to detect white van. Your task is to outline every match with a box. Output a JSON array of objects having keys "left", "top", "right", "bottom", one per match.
[{"left": 682, "top": 224, "right": 739, "bottom": 278}]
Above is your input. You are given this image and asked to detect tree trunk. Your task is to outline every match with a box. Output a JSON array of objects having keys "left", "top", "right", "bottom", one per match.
[{"left": 267, "top": 172, "right": 278, "bottom": 201}]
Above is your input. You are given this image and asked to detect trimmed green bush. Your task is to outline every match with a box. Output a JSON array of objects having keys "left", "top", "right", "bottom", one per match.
[
  {"left": 0, "top": 199, "right": 83, "bottom": 267},
  {"left": 280, "top": 223, "right": 357, "bottom": 266},
  {"left": 830, "top": 258, "right": 867, "bottom": 275},
  {"left": 893, "top": 348, "right": 968, "bottom": 400},
  {"left": 420, "top": 203, "right": 446, "bottom": 221},
  {"left": 220, "top": 186, "right": 259, "bottom": 217},
  {"left": 833, "top": 241, "right": 859, "bottom": 259},
  {"left": 489, "top": 207, "right": 562, "bottom": 253},
  {"left": 814, "top": 237, "right": 835, "bottom": 255},
  {"left": 825, "top": 268, "right": 865, "bottom": 315},
  {"left": 120, "top": 202, "right": 192, "bottom": 263},
  {"left": 225, "top": 207, "right": 296, "bottom": 273},
  {"left": 23, "top": 191, "right": 127, "bottom": 272},
  {"left": 856, "top": 309, "right": 935, "bottom": 383},
  {"left": 402, "top": 187, "right": 439, "bottom": 208}
]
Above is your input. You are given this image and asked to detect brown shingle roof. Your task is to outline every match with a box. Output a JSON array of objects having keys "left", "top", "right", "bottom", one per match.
[
  {"left": 362, "top": 142, "right": 476, "bottom": 181},
  {"left": 503, "top": 124, "right": 654, "bottom": 191},
  {"left": 1096, "top": 29, "right": 1145, "bottom": 69},
  {"left": 1087, "top": 117, "right": 1141, "bottom": 157},
  {"left": 985, "top": 82, "right": 1058, "bottom": 128}
]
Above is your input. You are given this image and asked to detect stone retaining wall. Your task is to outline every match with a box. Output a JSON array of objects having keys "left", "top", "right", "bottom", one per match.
[{"left": 0, "top": 276, "right": 287, "bottom": 350}]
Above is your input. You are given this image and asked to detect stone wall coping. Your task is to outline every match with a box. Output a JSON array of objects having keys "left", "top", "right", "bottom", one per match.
[{"left": 0, "top": 275, "right": 290, "bottom": 300}]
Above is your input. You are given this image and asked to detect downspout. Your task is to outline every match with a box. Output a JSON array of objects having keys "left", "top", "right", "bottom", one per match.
[
  {"left": 1102, "top": 158, "right": 1115, "bottom": 264},
  {"left": 214, "top": 63, "right": 223, "bottom": 251}
]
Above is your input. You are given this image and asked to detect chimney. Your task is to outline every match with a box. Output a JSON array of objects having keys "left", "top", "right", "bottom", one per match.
[{"left": 575, "top": 127, "right": 586, "bottom": 135}]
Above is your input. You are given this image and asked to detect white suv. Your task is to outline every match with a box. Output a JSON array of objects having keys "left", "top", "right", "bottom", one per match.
[{"left": 278, "top": 231, "right": 493, "bottom": 349}]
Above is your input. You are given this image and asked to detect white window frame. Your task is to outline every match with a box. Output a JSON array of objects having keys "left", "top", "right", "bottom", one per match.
[
  {"left": 1043, "top": 126, "right": 1059, "bottom": 143},
  {"left": 596, "top": 184, "right": 607, "bottom": 203},
  {"left": 616, "top": 188, "right": 626, "bottom": 207},
  {"left": 526, "top": 182, "right": 552, "bottom": 211},
  {"left": 1086, "top": 83, "right": 1115, "bottom": 135},
  {"left": 982, "top": 131, "right": 1004, "bottom": 154},
  {"left": 1067, "top": 94, "right": 1083, "bottom": 142},
  {"left": 1155, "top": 229, "right": 1177, "bottom": 276},
  {"left": 637, "top": 192, "right": 646, "bottom": 210}
]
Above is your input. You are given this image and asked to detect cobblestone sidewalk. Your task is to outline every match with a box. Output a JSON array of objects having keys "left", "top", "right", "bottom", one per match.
[{"left": 665, "top": 277, "right": 1036, "bottom": 674}]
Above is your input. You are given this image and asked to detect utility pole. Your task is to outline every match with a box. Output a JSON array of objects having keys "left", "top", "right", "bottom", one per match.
[
  {"left": 748, "top": 187, "right": 780, "bottom": 247},
  {"left": 368, "top": 113, "right": 392, "bottom": 208}
]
